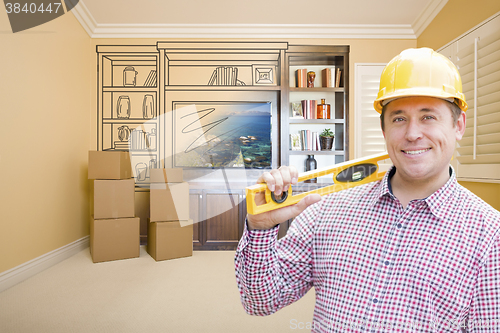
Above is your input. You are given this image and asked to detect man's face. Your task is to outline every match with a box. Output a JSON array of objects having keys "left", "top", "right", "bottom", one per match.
[{"left": 382, "top": 96, "right": 466, "bottom": 184}]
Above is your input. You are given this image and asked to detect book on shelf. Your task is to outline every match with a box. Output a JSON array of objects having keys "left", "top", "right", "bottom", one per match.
[
  {"left": 290, "top": 130, "right": 325, "bottom": 151},
  {"left": 291, "top": 130, "right": 323, "bottom": 151},
  {"left": 218, "top": 67, "right": 223, "bottom": 85},
  {"left": 232, "top": 68, "right": 238, "bottom": 85},
  {"left": 208, "top": 70, "right": 217, "bottom": 85},
  {"left": 144, "top": 70, "right": 157, "bottom": 87},
  {"left": 114, "top": 141, "right": 129, "bottom": 150},
  {"left": 321, "top": 68, "right": 335, "bottom": 88},
  {"left": 335, "top": 68, "right": 342, "bottom": 87},
  {"left": 307, "top": 130, "right": 313, "bottom": 150},
  {"left": 312, "top": 131, "right": 320, "bottom": 151},
  {"left": 295, "top": 69, "right": 307, "bottom": 88}
]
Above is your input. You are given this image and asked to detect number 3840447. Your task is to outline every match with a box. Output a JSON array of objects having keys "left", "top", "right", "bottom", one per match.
[{"left": 5, "top": 2, "right": 62, "bottom": 14}]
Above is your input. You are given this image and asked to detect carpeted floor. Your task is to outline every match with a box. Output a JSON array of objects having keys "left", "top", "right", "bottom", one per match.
[{"left": 0, "top": 247, "right": 316, "bottom": 332}]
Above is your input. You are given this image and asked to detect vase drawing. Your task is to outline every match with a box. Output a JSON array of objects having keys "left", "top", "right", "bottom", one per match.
[
  {"left": 143, "top": 95, "right": 154, "bottom": 119},
  {"left": 117, "top": 96, "right": 131, "bottom": 119}
]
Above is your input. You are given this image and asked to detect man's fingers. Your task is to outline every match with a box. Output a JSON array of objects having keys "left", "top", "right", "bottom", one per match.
[
  {"left": 289, "top": 166, "right": 299, "bottom": 185},
  {"left": 256, "top": 166, "right": 299, "bottom": 196},
  {"left": 269, "top": 169, "right": 284, "bottom": 195},
  {"left": 257, "top": 171, "right": 276, "bottom": 192}
]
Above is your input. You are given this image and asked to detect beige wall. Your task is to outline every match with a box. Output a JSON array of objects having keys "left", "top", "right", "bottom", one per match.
[
  {"left": 417, "top": 0, "right": 500, "bottom": 211},
  {"left": 417, "top": 0, "right": 500, "bottom": 50},
  {"left": 0, "top": 13, "right": 91, "bottom": 273}
]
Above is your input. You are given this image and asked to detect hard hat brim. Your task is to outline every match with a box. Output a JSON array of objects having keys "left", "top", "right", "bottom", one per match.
[{"left": 373, "top": 88, "right": 468, "bottom": 113}]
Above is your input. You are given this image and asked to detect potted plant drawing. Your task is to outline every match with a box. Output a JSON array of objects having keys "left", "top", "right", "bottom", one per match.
[{"left": 319, "top": 128, "right": 335, "bottom": 151}]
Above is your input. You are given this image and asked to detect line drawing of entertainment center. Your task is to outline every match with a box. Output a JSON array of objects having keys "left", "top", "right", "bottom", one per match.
[{"left": 96, "top": 42, "right": 349, "bottom": 249}]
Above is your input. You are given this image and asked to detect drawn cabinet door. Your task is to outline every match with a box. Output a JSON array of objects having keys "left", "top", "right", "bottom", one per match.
[
  {"left": 189, "top": 190, "right": 202, "bottom": 247},
  {"left": 202, "top": 190, "right": 246, "bottom": 250}
]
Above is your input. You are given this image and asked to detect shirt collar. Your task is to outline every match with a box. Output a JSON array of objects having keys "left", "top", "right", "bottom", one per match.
[
  {"left": 372, "top": 166, "right": 395, "bottom": 205},
  {"left": 372, "top": 165, "right": 458, "bottom": 219},
  {"left": 424, "top": 166, "right": 458, "bottom": 219}
]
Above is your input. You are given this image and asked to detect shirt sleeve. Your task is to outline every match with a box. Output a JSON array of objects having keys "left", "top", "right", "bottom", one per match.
[
  {"left": 234, "top": 204, "right": 318, "bottom": 316},
  {"left": 468, "top": 235, "right": 500, "bottom": 332}
]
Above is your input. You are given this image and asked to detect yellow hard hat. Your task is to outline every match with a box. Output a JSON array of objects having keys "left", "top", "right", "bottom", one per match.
[{"left": 374, "top": 47, "right": 468, "bottom": 113}]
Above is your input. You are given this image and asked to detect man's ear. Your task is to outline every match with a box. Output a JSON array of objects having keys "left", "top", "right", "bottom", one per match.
[
  {"left": 380, "top": 118, "right": 386, "bottom": 138},
  {"left": 455, "top": 111, "right": 466, "bottom": 141}
]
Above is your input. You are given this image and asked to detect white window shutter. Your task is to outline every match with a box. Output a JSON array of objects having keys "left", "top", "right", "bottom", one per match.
[
  {"left": 451, "top": 13, "right": 500, "bottom": 181},
  {"left": 354, "top": 64, "right": 386, "bottom": 159}
]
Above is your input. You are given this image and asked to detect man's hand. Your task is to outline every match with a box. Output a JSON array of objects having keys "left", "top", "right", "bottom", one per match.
[{"left": 247, "top": 165, "right": 322, "bottom": 230}]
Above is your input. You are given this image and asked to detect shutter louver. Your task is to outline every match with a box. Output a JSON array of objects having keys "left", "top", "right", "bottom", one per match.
[{"left": 455, "top": 14, "right": 500, "bottom": 177}]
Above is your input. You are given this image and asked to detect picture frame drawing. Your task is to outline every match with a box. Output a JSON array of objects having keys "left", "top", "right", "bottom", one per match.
[{"left": 252, "top": 65, "right": 276, "bottom": 85}]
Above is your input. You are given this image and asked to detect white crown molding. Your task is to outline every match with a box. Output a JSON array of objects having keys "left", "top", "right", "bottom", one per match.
[
  {"left": 412, "top": 0, "right": 449, "bottom": 38},
  {"left": 0, "top": 236, "right": 89, "bottom": 293},
  {"left": 70, "top": 0, "right": 98, "bottom": 37},
  {"left": 71, "top": 2, "right": 416, "bottom": 40},
  {"left": 74, "top": 21, "right": 417, "bottom": 40}
]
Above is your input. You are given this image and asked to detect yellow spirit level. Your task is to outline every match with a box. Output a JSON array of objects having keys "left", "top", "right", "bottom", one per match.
[{"left": 246, "top": 152, "right": 390, "bottom": 215}]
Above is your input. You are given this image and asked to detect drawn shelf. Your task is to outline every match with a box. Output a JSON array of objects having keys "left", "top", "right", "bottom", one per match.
[
  {"left": 97, "top": 46, "right": 160, "bottom": 185},
  {"left": 164, "top": 85, "right": 281, "bottom": 91}
]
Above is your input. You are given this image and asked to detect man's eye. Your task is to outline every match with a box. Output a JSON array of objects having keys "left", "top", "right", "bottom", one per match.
[
  {"left": 393, "top": 117, "right": 404, "bottom": 122},
  {"left": 423, "top": 115, "right": 435, "bottom": 120}
]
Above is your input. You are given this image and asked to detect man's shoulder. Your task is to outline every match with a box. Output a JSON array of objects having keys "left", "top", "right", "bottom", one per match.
[
  {"left": 456, "top": 183, "right": 500, "bottom": 227},
  {"left": 324, "top": 180, "right": 382, "bottom": 204}
]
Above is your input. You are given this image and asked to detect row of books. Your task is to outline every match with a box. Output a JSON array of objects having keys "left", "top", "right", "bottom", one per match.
[
  {"left": 208, "top": 66, "right": 239, "bottom": 86},
  {"left": 290, "top": 131, "right": 321, "bottom": 151},
  {"left": 322, "top": 68, "right": 342, "bottom": 88},
  {"left": 143, "top": 70, "right": 157, "bottom": 87},
  {"left": 295, "top": 68, "right": 342, "bottom": 88}
]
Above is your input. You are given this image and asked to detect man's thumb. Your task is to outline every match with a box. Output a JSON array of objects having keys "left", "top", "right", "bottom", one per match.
[{"left": 291, "top": 193, "right": 322, "bottom": 216}]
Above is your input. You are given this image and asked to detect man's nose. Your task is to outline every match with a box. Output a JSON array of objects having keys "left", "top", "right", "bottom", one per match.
[{"left": 405, "top": 119, "right": 423, "bottom": 141}]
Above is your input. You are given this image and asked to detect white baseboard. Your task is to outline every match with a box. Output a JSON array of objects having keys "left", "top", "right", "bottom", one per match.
[{"left": 0, "top": 236, "right": 89, "bottom": 293}]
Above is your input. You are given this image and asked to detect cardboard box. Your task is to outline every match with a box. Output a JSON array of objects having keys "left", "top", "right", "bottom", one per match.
[
  {"left": 150, "top": 182, "right": 189, "bottom": 222},
  {"left": 93, "top": 179, "right": 135, "bottom": 219},
  {"left": 90, "top": 216, "right": 140, "bottom": 263},
  {"left": 147, "top": 219, "right": 193, "bottom": 261},
  {"left": 88, "top": 151, "right": 132, "bottom": 180},
  {"left": 150, "top": 168, "right": 183, "bottom": 183}
]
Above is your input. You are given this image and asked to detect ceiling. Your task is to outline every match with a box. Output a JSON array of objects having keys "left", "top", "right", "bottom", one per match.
[{"left": 72, "top": 0, "right": 448, "bottom": 39}]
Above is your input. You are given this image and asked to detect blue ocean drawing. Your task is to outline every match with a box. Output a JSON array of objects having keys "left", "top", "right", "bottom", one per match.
[{"left": 174, "top": 102, "right": 272, "bottom": 169}]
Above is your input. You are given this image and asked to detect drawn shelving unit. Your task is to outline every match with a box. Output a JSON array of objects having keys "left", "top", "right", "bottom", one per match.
[{"left": 97, "top": 45, "right": 160, "bottom": 186}]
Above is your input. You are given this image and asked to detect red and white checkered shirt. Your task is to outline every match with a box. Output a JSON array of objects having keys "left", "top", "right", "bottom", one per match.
[{"left": 235, "top": 167, "right": 500, "bottom": 332}]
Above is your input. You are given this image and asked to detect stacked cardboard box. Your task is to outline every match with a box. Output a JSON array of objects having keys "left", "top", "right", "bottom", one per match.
[
  {"left": 148, "top": 168, "right": 193, "bottom": 261},
  {"left": 88, "top": 151, "right": 140, "bottom": 263}
]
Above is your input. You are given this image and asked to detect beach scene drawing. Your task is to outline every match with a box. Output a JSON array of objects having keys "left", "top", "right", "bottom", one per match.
[{"left": 173, "top": 102, "right": 272, "bottom": 169}]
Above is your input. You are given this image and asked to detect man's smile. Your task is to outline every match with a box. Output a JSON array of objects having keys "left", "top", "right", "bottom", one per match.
[{"left": 401, "top": 148, "right": 431, "bottom": 155}]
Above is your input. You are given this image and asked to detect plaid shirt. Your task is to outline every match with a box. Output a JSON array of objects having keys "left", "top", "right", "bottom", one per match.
[{"left": 235, "top": 167, "right": 500, "bottom": 332}]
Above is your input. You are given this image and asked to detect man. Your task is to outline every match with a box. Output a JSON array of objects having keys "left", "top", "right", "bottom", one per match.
[{"left": 234, "top": 48, "right": 500, "bottom": 332}]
